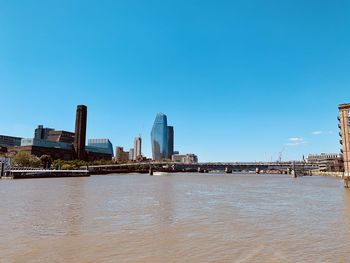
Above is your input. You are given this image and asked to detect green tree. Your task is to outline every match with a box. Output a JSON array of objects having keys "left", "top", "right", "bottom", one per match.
[
  {"left": 12, "top": 151, "right": 41, "bottom": 168},
  {"left": 40, "top": 155, "right": 53, "bottom": 169},
  {"left": 12, "top": 151, "right": 31, "bottom": 167}
]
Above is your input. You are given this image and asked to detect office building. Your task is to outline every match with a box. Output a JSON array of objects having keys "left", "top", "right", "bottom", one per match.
[
  {"left": 129, "top": 148, "right": 135, "bottom": 161},
  {"left": 172, "top": 153, "right": 198, "bottom": 164},
  {"left": 167, "top": 126, "right": 174, "bottom": 159},
  {"left": 0, "top": 135, "right": 22, "bottom": 147},
  {"left": 307, "top": 153, "right": 343, "bottom": 172},
  {"left": 134, "top": 137, "right": 142, "bottom": 160},
  {"left": 339, "top": 103, "right": 350, "bottom": 178},
  {"left": 34, "top": 125, "right": 54, "bottom": 140},
  {"left": 116, "top": 147, "right": 129, "bottom": 163},
  {"left": 88, "top": 139, "right": 114, "bottom": 156},
  {"left": 151, "top": 113, "right": 174, "bottom": 161},
  {"left": 74, "top": 105, "right": 87, "bottom": 160}
]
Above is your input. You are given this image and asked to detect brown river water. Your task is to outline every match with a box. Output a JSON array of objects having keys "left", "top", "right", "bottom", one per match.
[{"left": 1, "top": 173, "right": 350, "bottom": 263}]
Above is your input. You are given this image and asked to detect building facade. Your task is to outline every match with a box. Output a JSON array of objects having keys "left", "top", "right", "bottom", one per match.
[
  {"left": 307, "top": 153, "right": 343, "bottom": 172},
  {"left": 0, "top": 135, "right": 22, "bottom": 147},
  {"left": 151, "top": 113, "right": 174, "bottom": 161},
  {"left": 34, "top": 125, "right": 54, "bottom": 140},
  {"left": 47, "top": 130, "right": 75, "bottom": 144},
  {"left": 339, "top": 103, "right": 350, "bottom": 178},
  {"left": 172, "top": 154, "right": 198, "bottom": 164},
  {"left": 115, "top": 147, "right": 129, "bottom": 163},
  {"left": 129, "top": 148, "right": 135, "bottom": 161},
  {"left": 88, "top": 139, "right": 114, "bottom": 156},
  {"left": 134, "top": 137, "right": 142, "bottom": 160},
  {"left": 167, "top": 126, "right": 174, "bottom": 159}
]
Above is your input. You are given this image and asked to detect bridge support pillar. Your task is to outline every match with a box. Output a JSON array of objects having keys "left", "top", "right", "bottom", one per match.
[{"left": 255, "top": 167, "right": 260, "bottom": 174}]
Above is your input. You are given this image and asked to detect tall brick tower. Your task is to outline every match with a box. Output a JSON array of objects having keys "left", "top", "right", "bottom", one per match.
[{"left": 74, "top": 105, "right": 87, "bottom": 160}]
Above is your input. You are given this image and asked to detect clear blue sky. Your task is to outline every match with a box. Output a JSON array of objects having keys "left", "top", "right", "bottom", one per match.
[{"left": 0, "top": 0, "right": 349, "bottom": 161}]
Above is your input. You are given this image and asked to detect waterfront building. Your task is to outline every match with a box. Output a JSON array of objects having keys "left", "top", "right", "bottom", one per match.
[
  {"left": 47, "top": 130, "right": 75, "bottom": 144},
  {"left": 74, "top": 105, "right": 87, "bottom": 160},
  {"left": 306, "top": 153, "right": 343, "bottom": 172},
  {"left": 338, "top": 103, "right": 350, "bottom": 178},
  {"left": 115, "top": 147, "right": 129, "bottom": 163},
  {"left": 134, "top": 137, "right": 142, "bottom": 160},
  {"left": 7, "top": 105, "right": 112, "bottom": 161},
  {"left": 167, "top": 126, "right": 174, "bottom": 159},
  {"left": 34, "top": 125, "right": 54, "bottom": 140},
  {"left": 151, "top": 113, "right": 169, "bottom": 160},
  {"left": 88, "top": 139, "right": 114, "bottom": 156},
  {"left": 129, "top": 148, "right": 135, "bottom": 161},
  {"left": 172, "top": 153, "right": 198, "bottom": 164},
  {"left": 0, "top": 135, "right": 22, "bottom": 147}
]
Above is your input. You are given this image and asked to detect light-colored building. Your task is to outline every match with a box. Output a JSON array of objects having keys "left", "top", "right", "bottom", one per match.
[
  {"left": 134, "top": 137, "right": 142, "bottom": 160},
  {"left": 172, "top": 153, "right": 198, "bottom": 164},
  {"left": 129, "top": 148, "right": 134, "bottom": 161},
  {"left": 307, "top": 153, "right": 343, "bottom": 172},
  {"left": 339, "top": 103, "right": 350, "bottom": 179}
]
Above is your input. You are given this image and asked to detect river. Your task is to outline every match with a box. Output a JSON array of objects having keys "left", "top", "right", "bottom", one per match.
[{"left": 1, "top": 173, "right": 350, "bottom": 262}]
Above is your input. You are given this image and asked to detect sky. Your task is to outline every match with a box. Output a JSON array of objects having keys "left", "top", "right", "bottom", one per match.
[{"left": 0, "top": 0, "right": 349, "bottom": 162}]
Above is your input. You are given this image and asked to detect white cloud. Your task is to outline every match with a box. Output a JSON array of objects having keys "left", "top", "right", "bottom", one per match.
[
  {"left": 311, "top": 130, "right": 333, "bottom": 135},
  {"left": 286, "top": 137, "right": 306, "bottom": 146},
  {"left": 288, "top": 137, "right": 303, "bottom": 142}
]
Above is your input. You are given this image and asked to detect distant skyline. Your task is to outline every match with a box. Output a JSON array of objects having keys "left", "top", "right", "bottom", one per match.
[{"left": 1, "top": 0, "right": 349, "bottom": 161}]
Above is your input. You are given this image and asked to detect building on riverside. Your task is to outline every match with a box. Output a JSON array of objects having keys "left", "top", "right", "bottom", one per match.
[
  {"left": 47, "top": 130, "right": 75, "bottom": 144},
  {"left": 115, "top": 147, "right": 129, "bottom": 163},
  {"left": 338, "top": 103, "right": 350, "bottom": 178},
  {"left": 6, "top": 105, "right": 113, "bottom": 161},
  {"left": 133, "top": 137, "right": 142, "bottom": 160},
  {"left": 306, "top": 153, "right": 343, "bottom": 172},
  {"left": 151, "top": 113, "right": 174, "bottom": 161},
  {"left": 129, "top": 148, "right": 135, "bottom": 161},
  {"left": 167, "top": 126, "right": 174, "bottom": 159},
  {"left": 0, "top": 135, "right": 22, "bottom": 147},
  {"left": 88, "top": 139, "right": 114, "bottom": 157},
  {"left": 172, "top": 153, "right": 198, "bottom": 164},
  {"left": 34, "top": 125, "right": 54, "bottom": 140}
]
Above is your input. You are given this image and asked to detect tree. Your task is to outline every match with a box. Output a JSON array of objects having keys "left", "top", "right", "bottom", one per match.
[
  {"left": 12, "top": 151, "right": 31, "bottom": 167},
  {"left": 12, "top": 151, "right": 41, "bottom": 168},
  {"left": 40, "top": 155, "right": 53, "bottom": 169}
]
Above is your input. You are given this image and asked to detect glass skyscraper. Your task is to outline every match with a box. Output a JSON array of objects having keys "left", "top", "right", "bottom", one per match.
[
  {"left": 151, "top": 113, "right": 169, "bottom": 160},
  {"left": 167, "top": 126, "right": 174, "bottom": 159}
]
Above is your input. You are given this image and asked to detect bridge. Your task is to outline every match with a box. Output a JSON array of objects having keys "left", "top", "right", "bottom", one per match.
[{"left": 88, "top": 161, "right": 318, "bottom": 175}]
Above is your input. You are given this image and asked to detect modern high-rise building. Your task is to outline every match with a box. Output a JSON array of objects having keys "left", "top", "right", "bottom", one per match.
[
  {"left": 151, "top": 113, "right": 169, "bottom": 160},
  {"left": 129, "top": 148, "right": 135, "bottom": 161},
  {"left": 167, "top": 126, "right": 174, "bottom": 159},
  {"left": 339, "top": 103, "right": 350, "bottom": 180},
  {"left": 134, "top": 137, "right": 142, "bottom": 160},
  {"left": 74, "top": 105, "right": 87, "bottom": 160},
  {"left": 34, "top": 125, "right": 54, "bottom": 140}
]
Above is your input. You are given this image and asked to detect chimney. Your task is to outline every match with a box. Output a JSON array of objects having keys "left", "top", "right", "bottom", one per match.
[{"left": 74, "top": 105, "right": 87, "bottom": 160}]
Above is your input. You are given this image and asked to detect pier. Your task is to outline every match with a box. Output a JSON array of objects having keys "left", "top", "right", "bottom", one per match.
[{"left": 1, "top": 170, "right": 90, "bottom": 179}]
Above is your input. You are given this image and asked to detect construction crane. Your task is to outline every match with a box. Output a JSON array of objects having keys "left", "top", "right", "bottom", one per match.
[{"left": 278, "top": 147, "right": 285, "bottom": 162}]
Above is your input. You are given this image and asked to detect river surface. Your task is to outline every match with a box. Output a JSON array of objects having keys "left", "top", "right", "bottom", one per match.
[{"left": 1, "top": 173, "right": 350, "bottom": 262}]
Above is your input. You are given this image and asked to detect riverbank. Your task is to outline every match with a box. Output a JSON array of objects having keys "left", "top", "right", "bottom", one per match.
[
  {"left": 310, "top": 171, "right": 343, "bottom": 178},
  {"left": 1, "top": 170, "right": 90, "bottom": 179}
]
